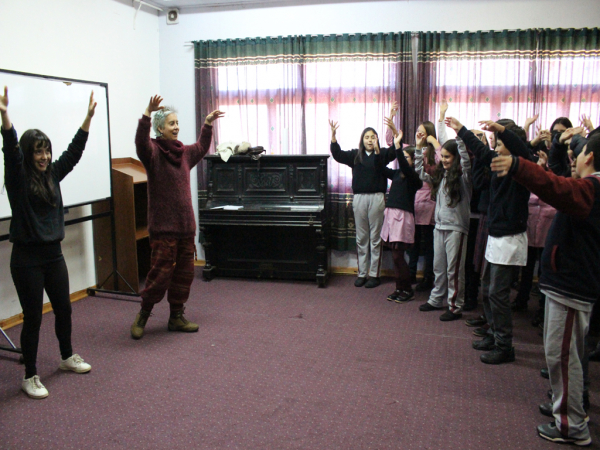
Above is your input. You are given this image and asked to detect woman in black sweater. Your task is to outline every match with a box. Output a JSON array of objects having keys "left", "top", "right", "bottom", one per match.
[{"left": 1, "top": 86, "right": 95, "bottom": 399}]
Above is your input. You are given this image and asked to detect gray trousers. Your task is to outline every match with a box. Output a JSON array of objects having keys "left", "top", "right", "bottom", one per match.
[
  {"left": 480, "top": 262, "right": 514, "bottom": 350},
  {"left": 428, "top": 229, "right": 467, "bottom": 313},
  {"left": 352, "top": 193, "right": 385, "bottom": 278},
  {"left": 544, "top": 294, "right": 591, "bottom": 440}
]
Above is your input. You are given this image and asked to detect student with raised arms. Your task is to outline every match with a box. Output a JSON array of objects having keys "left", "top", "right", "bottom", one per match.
[{"left": 1, "top": 86, "right": 96, "bottom": 399}]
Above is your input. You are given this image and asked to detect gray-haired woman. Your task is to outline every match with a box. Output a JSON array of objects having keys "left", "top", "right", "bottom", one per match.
[{"left": 130, "top": 95, "right": 224, "bottom": 339}]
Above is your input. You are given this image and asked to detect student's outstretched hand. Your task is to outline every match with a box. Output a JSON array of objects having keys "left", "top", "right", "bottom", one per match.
[
  {"left": 393, "top": 129, "right": 404, "bottom": 149},
  {"left": 145, "top": 95, "right": 164, "bottom": 117},
  {"left": 415, "top": 131, "right": 427, "bottom": 148},
  {"left": 439, "top": 99, "right": 448, "bottom": 121},
  {"left": 0, "top": 86, "right": 8, "bottom": 114},
  {"left": 81, "top": 91, "right": 97, "bottom": 132},
  {"left": 524, "top": 114, "right": 539, "bottom": 131},
  {"left": 389, "top": 101, "right": 398, "bottom": 119},
  {"left": 329, "top": 120, "right": 339, "bottom": 142},
  {"left": 373, "top": 138, "right": 380, "bottom": 155},
  {"left": 478, "top": 120, "right": 505, "bottom": 133},
  {"left": 444, "top": 117, "right": 463, "bottom": 132},
  {"left": 537, "top": 150, "right": 548, "bottom": 168},
  {"left": 0, "top": 86, "right": 10, "bottom": 130},
  {"left": 205, "top": 110, "right": 225, "bottom": 125},
  {"left": 87, "top": 91, "right": 97, "bottom": 118},
  {"left": 559, "top": 127, "right": 584, "bottom": 144},
  {"left": 490, "top": 155, "right": 515, "bottom": 177},
  {"left": 384, "top": 117, "right": 399, "bottom": 138},
  {"left": 580, "top": 114, "right": 595, "bottom": 133}
]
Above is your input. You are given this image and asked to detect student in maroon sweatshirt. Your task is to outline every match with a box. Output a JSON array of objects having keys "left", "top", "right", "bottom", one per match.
[
  {"left": 130, "top": 95, "right": 224, "bottom": 339},
  {"left": 491, "top": 133, "right": 600, "bottom": 447}
]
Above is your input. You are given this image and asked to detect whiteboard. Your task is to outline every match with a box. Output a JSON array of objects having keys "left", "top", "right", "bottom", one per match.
[{"left": 0, "top": 70, "right": 112, "bottom": 220}]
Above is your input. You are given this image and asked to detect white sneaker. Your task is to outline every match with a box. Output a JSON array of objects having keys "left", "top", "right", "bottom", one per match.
[
  {"left": 59, "top": 354, "right": 92, "bottom": 373},
  {"left": 21, "top": 375, "right": 49, "bottom": 399}
]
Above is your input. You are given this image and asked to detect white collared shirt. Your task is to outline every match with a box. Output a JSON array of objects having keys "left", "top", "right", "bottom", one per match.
[{"left": 485, "top": 231, "right": 528, "bottom": 266}]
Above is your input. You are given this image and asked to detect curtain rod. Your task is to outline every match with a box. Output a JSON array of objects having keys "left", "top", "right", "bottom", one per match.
[{"left": 133, "top": 0, "right": 163, "bottom": 12}]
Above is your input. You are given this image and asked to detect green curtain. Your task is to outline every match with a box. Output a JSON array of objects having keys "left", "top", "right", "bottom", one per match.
[
  {"left": 418, "top": 29, "right": 539, "bottom": 128},
  {"left": 194, "top": 28, "right": 599, "bottom": 253},
  {"left": 194, "top": 32, "right": 414, "bottom": 252},
  {"left": 535, "top": 28, "right": 600, "bottom": 125}
]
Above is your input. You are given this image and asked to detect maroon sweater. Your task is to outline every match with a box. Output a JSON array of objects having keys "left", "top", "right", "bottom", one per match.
[{"left": 135, "top": 115, "right": 213, "bottom": 240}]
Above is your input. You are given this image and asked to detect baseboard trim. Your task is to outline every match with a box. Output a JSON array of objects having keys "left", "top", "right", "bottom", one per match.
[
  {"left": 195, "top": 261, "right": 412, "bottom": 279},
  {"left": 0, "top": 287, "right": 92, "bottom": 331}
]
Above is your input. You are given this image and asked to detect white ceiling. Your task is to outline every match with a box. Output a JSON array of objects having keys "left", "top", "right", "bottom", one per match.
[{"left": 139, "top": 0, "right": 327, "bottom": 10}]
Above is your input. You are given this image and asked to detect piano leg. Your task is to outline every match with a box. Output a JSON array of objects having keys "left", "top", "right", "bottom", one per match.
[
  {"left": 202, "top": 264, "right": 216, "bottom": 281},
  {"left": 316, "top": 270, "right": 328, "bottom": 288}
]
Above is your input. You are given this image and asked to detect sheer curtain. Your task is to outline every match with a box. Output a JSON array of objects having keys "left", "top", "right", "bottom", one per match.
[
  {"left": 194, "top": 28, "right": 600, "bottom": 251},
  {"left": 194, "top": 32, "right": 414, "bottom": 251},
  {"left": 419, "top": 30, "right": 538, "bottom": 132},
  {"left": 535, "top": 28, "right": 600, "bottom": 129}
]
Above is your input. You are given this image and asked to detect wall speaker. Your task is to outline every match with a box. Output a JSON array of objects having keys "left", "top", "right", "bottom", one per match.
[{"left": 167, "top": 8, "right": 179, "bottom": 25}]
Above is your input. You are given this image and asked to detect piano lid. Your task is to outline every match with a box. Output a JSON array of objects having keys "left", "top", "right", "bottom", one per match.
[{"left": 203, "top": 154, "right": 329, "bottom": 206}]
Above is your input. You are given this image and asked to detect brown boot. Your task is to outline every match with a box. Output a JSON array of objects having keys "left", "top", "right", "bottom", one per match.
[
  {"left": 168, "top": 310, "right": 199, "bottom": 333},
  {"left": 131, "top": 309, "right": 151, "bottom": 340}
]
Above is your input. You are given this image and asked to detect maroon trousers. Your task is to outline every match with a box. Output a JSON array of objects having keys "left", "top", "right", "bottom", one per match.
[
  {"left": 140, "top": 237, "right": 195, "bottom": 313},
  {"left": 389, "top": 242, "right": 412, "bottom": 291}
]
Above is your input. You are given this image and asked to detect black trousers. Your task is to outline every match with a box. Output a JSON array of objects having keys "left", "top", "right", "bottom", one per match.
[
  {"left": 408, "top": 224, "right": 434, "bottom": 280},
  {"left": 11, "top": 257, "right": 73, "bottom": 378}
]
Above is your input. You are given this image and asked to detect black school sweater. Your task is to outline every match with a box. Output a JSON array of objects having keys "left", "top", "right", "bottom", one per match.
[
  {"left": 376, "top": 148, "right": 422, "bottom": 213},
  {"left": 458, "top": 126, "right": 531, "bottom": 237},
  {"left": 330, "top": 141, "right": 395, "bottom": 194},
  {"left": 2, "top": 125, "right": 88, "bottom": 245}
]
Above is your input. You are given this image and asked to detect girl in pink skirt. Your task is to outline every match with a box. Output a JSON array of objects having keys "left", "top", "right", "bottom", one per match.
[{"left": 379, "top": 119, "right": 423, "bottom": 302}]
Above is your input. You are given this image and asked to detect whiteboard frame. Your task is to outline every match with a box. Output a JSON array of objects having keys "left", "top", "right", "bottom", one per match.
[{"left": 0, "top": 68, "right": 113, "bottom": 222}]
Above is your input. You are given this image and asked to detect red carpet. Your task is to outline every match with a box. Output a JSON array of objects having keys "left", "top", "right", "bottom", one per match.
[{"left": 0, "top": 270, "right": 597, "bottom": 449}]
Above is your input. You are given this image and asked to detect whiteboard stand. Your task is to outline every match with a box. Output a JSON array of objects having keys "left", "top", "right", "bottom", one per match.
[
  {"left": 0, "top": 325, "right": 21, "bottom": 355},
  {"left": 86, "top": 197, "right": 141, "bottom": 301}
]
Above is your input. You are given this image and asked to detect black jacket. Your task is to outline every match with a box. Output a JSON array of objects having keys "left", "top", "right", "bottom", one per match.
[
  {"left": 377, "top": 148, "right": 422, "bottom": 213},
  {"left": 458, "top": 126, "right": 531, "bottom": 237}
]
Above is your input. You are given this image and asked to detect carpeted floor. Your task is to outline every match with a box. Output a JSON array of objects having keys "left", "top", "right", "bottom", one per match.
[{"left": 0, "top": 271, "right": 597, "bottom": 449}]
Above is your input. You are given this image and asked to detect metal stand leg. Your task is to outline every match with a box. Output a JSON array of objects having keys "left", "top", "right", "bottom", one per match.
[{"left": 0, "top": 325, "right": 22, "bottom": 355}]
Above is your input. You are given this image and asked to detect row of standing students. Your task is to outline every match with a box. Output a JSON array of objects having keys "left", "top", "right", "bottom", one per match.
[{"left": 330, "top": 103, "right": 600, "bottom": 447}]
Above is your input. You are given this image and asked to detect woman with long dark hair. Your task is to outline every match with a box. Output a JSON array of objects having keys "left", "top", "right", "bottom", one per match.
[
  {"left": 1, "top": 86, "right": 96, "bottom": 399},
  {"left": 329, "top": 120, "right": 396, "bottom": 288},
  {"left": 416, "top": 133, "right": 472, "bottom": 321}
]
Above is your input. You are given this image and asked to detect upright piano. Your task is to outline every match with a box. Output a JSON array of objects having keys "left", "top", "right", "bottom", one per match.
[{"left": 198, "top": 154, "right": 330, "bottom": 287}]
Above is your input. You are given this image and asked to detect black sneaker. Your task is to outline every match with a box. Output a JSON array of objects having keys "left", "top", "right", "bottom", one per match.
[
  {"left": 419, "top": 302, "right": 443, "bottom": 312},
  {"left": 364, "top": 277, "right": 380, "bottom": 288},
  {"left": 540, "top": 368, "right": 549, "bottom": 379},
  {"left": 387, "top": 290, "right": 401, "bottom": 302},
  {"left": 463, "top": 301, "right": 478, "bottom": 312},
  {"left": 472, "top": 335, "right": 495, "bottom": 351},
  {"left": 480, "top": 346, "right": 515, "bottom": 364},
  {"left": 472, "top": 325, "right": 490, "bottom": 337},
  {"left": 395, "top": 289, "right": 415, "bottom": 304},
  {"left": 465, "top": 315, "right": 486, "bottom": 327},
  {"left": 537, "top": 422, "right": 591, "bottom": 446},
  {"left": 439, "top": 310, "right": 462, "bottom": 321},
  {"left": 415, "top": 277, "right": 433, "bottom": 292},
  {"left": 531, "top": 308, "right": 544, "bottom": 327},
  {"left": 510, "top": 301, "right": 528, "bottom": 312},
  {"left": 539, "top": 403, "right": 589, "bottom": 422},
  {"left": 354, "top": 277, "right": 367, "bottom": 287}
]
